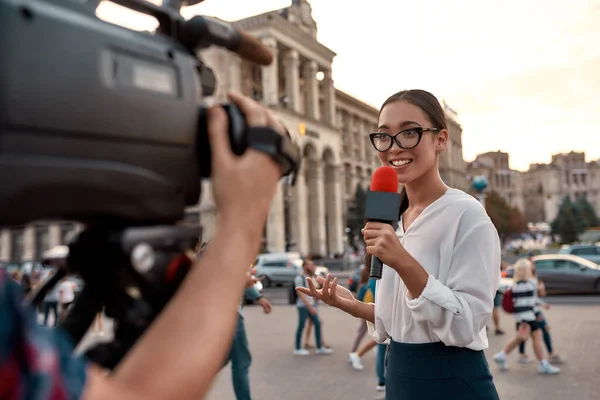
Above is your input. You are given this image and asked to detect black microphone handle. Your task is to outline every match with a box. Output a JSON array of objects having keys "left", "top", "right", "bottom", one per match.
[{"left": 370, "top": 254, "right": 383, "bottom": 280}]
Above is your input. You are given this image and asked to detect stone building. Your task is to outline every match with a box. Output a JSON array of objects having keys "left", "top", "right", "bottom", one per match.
[
  {"left": 466, "top": 151, "right": 525, "bottom": 212},
  {"left": 0, "top": 222, "right": 81, "bottom": 263},
  {"left": 440, "top": 104, "right": 468, "bottom": 191},
  {"left": 0, "top": 0, "right": 468, "bottom": 262},
  {"left": 194, "top": 0, "right": 469, "bottom": 258},
  {"left": 523, "top": 151, "right": 600, "bottom": 223}
]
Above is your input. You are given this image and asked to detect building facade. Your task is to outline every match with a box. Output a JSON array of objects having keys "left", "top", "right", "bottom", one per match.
[
  {"left": 195, "top": 1, "right": 468, "bottom": 258},
  {"left": 0, "top": 222, "right": 81, "bottom": 263},
  {"left": 466, "top": 151, "right": 525, "bottom": 212},
  {"left": 523, "top": 152, "right": 600, "bottom": 223},
  {"left": 0, "top": 0, "right": 468, "bottom": 262},
  {"left": 440, "top": 105, "right": 468, "bottom": 192}
]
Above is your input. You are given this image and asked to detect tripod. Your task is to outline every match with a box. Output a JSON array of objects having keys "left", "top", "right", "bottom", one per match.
[{"left": 31, "top": 223, "right": 201, "bottom": 369}]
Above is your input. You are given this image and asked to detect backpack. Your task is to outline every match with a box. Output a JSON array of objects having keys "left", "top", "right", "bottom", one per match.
[
  {"left": 288, "top": 275, "right": 308, "bottom": 305},
  {"left": 363, "top": 287, "right": 374, "bottom": 303},
  {"left": 501, "top": 288, "right": 514, "bottom": 313}
]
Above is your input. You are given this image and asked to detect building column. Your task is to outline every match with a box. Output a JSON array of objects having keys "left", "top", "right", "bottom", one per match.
[
  {"left": 49, "top": 223, "right": 61, "bottom": 248},
  {"left": 306, "top": 161, "right": 327, "bottom": 257},
  {"left": 266, "top": 181, "right": 286, "bottom": 252},
  {"left": 323, "top": 68, "right": 336, "bottom": 126},
  {"left": 23, "top": 225, "right": 35, "bottom": 261},
  {"left": 325, "top": 165, "right": 345, "bottom": 256},
  {"left": 290, "top": 167, "right": 309, "bottom": 255},
  {"left": 228, "top": 55, "right": 243, "bottom": 94},
  {"left": 0, "top": 230, "right": 10, "bottom": 262},
  {"left": 304, "top": 60, "right": 320, "bottom": 120},
  {"left": 261, "top": 37, "right": 279, "bottom": 107},
  {"left": 283, "top": 49, "right": 301, "bottom": 113}
]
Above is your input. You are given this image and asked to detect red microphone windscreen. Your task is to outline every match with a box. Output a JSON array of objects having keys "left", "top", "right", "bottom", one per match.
[{"left": 370, "top": 166, "right": 399, "bottom": 193}]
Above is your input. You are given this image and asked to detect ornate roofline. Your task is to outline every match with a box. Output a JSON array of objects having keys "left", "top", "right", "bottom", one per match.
[
  {"left": 334, "top": 89, "right": 378, "bottom": 117},
  {"left": 233, "top": 12, "right": 336, "bottom": 61}
]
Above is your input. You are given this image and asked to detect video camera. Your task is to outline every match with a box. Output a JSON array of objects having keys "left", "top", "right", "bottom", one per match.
[{"left": 2, "top": 0, "right": 301, "bottom": 369}]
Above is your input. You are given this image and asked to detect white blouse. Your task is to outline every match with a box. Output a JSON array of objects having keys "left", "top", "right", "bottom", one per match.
[{"left": 368, "top": 189, "right": 501, "bottom": 351}]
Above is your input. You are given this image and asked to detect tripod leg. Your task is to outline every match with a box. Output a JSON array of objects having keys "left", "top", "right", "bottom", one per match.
[{"left": 59, "top": 286, "right": 103, "bottom": 347}]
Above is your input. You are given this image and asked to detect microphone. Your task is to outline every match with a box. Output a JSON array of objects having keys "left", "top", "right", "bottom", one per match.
[{"left": 366, "top": 166, "right": 401, "bottom": 279}]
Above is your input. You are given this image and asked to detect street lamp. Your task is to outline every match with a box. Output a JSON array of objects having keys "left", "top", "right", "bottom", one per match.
[{"left": 472, "top": 175, "right": 489, "bottom": 208}]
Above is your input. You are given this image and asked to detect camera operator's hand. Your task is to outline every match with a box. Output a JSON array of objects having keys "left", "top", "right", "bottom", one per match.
[
  {"left": 207, "top": 91, "right": 286, "bottom": 242},
  {"left": 111, "top": 92, "right": 288, "bottom": 400}
]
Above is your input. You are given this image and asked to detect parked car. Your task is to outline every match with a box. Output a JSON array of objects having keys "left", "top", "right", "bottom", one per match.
[
  {"left": 503, "top": 254, "right": 600, "bottom": 293},
  {"left": 558, "top": 244, "right": 600, "bottom": 264},
  {"left": 251, "top": 252, "right": 304, "bottom": 287}
]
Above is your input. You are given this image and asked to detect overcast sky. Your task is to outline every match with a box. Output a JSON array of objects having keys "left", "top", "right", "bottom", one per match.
[{"left": 99, "top": 0, "right": 600, "bottom": 171}]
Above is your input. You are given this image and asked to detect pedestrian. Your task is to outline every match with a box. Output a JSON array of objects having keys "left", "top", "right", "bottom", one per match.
[
  {"left": 518, "top": 252, "right": 564, "bottom": 364},
  {"left": 297, "top": 89, "right": 501, "bottom": 399},
  {"left": 293, "top": 259, "right": 333, "bottom": 356},
  {"left": 223, "top": 270, "right": 273, "bottom": 400},
  {"left": 493, "top": 258, "right": 560, "bottom": 374}
]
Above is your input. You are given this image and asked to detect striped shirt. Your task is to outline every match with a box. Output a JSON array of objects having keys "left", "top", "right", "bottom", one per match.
[
  {"left": 531, "top": 278, "right": 543, "bottom": 315},
  {"left": 512, "top": 279, "right": 538, "bottom": 322}
]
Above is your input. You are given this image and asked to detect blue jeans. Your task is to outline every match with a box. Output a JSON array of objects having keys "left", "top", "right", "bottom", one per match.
[
  {"left": 224, "top": 314, "right": 252, "bottom": 400},
  {"left": 296, "top": 306, "right": 321, "bottom": 350},
  {"left": 376, "top": 344, "right": 386, "bottom": 385}
]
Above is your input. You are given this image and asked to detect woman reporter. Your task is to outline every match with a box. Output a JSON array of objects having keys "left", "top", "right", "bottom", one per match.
[
  {"left": 0, "top": 91, "right": 288, "bottom": 400},
  {"left": 298, "top": 90, "right": 501, "bottom": 399}
]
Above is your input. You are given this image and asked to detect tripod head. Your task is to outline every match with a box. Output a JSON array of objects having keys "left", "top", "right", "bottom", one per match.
[{"left": 6, "top": 0, "right": 302, "bottom": 369}]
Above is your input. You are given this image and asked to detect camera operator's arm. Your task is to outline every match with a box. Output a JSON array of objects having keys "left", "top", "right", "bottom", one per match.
[{"left": 104, "top": 92, "right": 285, "bottom": 400}]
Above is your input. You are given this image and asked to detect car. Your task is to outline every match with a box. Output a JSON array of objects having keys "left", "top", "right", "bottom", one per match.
[
  {"left": 558, "top": 244, "right": 600, "bottom": 264},
  {"left": 503, "top": 254, "right": 600, "bottom": 293},
  {"left": 250, "top": 252, "right": 303, "bottom": 287}
]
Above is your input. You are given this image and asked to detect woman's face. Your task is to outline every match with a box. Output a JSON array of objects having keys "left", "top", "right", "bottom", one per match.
[{"left": 375, "top": 101, "right": 447, "bottom": 184}]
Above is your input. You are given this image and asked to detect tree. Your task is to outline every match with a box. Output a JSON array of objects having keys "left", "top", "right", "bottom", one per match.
[
  {"left": 346, "top": 185, "right": 367, "bottom": 250},
  {"left": 575, "top": 197, "right": 600, "bottom": 229},
  {"left": 551, "top": 196, "right": 587, "bottom": 244},
  {"left": 484, "top": 191, "right": 527, "bottom": 241}
]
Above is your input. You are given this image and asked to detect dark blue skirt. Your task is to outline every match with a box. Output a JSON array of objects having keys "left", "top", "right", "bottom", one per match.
[{"left": 386, "top": 341, "right": 499, "bottom": 400}]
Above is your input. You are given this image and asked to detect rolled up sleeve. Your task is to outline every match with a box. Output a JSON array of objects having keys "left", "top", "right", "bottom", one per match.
[{"left": 405, "top": 221, "right": 500, "bottom": 347}]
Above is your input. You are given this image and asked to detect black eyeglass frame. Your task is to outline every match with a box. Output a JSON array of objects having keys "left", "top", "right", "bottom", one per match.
[{"left": 369, "top": 127, "right": 440, "bottom": 152}]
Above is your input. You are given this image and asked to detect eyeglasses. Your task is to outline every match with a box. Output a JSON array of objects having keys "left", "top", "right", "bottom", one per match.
[{"left": 369, "top": 127, "right": 440, "bottom": 152}]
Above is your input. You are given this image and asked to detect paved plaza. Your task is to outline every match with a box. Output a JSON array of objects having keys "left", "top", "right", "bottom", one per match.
[
  {"left": 207, "top": 289, "right": 600, "bottom": 400},
  {"left": 69, "top": 283, "right": 600, "bottom": 400}
]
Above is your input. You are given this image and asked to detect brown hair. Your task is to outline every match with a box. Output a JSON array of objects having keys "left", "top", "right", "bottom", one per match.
[
  {"left": 378, "top": 90, "right": 448, "bottom": 216},
  {"left": 360, "top": 252, "right": 372, "bottom": 284}
]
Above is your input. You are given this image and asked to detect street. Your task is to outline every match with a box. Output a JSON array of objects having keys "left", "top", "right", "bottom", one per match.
[
  {"left": 207, "top": 287, "right": 600, "bottom": 400},
  {"left": 70, "top": 284, "right": 600, "bottom": 400}
]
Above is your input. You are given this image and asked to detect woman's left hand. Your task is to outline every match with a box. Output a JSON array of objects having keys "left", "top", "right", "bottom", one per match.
[{"left": 362, "top": 221, "right": 407, "bottom": 268}]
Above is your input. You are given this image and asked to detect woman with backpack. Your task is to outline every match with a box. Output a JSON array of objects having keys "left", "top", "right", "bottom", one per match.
[{"left": 493, "top": 258, "right": 560, "bottom": 374}]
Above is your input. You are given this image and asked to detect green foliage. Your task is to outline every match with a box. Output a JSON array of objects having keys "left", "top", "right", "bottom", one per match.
[
  {"left": 484, "top": 191, "right": 527, "bottom": 240},
  {"left": 575, "top": 196, "right": 600, "bottom": 229},
  {"left": 551, "top": 196, "right": 587, "bottom": 244}
]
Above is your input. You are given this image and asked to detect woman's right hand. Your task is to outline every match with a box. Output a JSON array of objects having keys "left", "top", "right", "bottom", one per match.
[{"left": 296, "top": 274, "right": 358, "bottom": 315}]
